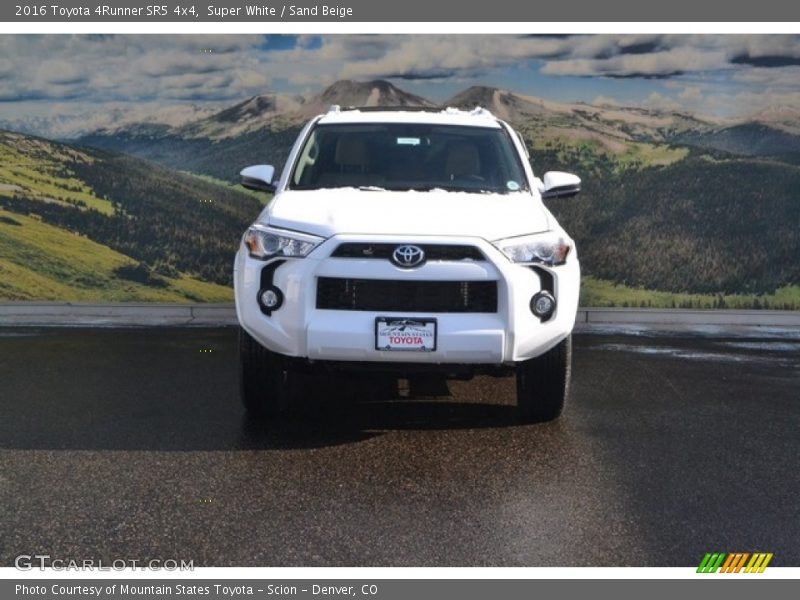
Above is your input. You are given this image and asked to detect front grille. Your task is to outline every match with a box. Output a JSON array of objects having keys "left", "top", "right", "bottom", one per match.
[
  {"left": 331, "top": 243, "right": 485, "bottom": 261},
  {"left": 316, "top": 277, "right": 498, "bottom": 313}
]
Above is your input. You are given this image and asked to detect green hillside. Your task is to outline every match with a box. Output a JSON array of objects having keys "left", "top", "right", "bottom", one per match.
[
  {"left": 0, "top": 208, "right": 232, "bottom": 302},
  {"left": 0, "top": 131, "right": 115, "bottom": 215},
  {"left": 79, "top": 126, "right": 301, "bottom": 183},
  {"left": 581, "top": 277, "right": 800, "bottom": 310},
  {"left": 8, "top": 79, "right": 800, "bottom": 308},
  {"left": 523, "top": 129, "right": 689, "bottom": 176},
  {"left": 542, "top": 153, "right": 800, "bottom": 296},
  {"left": 0, "top": 130, "right": 262, "bottom": 302},
  {"left": 74, "top": 118, "right": 800, "bottom": 308}
]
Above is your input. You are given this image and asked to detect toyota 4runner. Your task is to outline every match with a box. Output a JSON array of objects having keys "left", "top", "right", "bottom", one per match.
[{"left": 234, "top": 106, "right": 581, "bottom": 422}]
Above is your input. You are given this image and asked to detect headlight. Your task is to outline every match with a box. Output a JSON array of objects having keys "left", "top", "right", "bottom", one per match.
[
  {"left": 243, "top": 225, "right": 323, "bottom": 260},
  {"left": 492, "top": 232, "right": 571, "bottom": 265}
]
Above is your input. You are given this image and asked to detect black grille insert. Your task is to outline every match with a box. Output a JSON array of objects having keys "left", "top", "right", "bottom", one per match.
[
  {"left": 316, "top": 278, "right": 497, "bottom": 313},
  {"left": 331, "top": 243, "right": 485, "bottom": 261}
]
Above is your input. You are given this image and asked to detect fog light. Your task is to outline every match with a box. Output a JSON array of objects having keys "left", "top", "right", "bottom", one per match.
[
  {"left": 531, "top": 291, "right": 556, "bottom": 319},
  {"left": 259, "top": 287, "right": 283, "bottom": 312}
]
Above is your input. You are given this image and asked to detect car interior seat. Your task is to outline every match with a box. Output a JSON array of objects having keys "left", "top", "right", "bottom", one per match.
[
  {"left": 317, "top": 136, "right": 381, "bottom": 187},
  {"left": 444, "top": 142, "right": 481, "bottom": 181}
]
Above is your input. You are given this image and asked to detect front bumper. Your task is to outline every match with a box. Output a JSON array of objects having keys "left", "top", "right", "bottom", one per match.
[{"left": 234, "top": 234, "right": 579, "bottom": 365}]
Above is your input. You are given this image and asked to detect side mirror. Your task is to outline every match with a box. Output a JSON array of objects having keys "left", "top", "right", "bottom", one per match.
[
  {"left": 541, "top": 171, "right": 581, "bottom": 199},
  {"left": 240, "top": 165, "right": 276, "bottom": 193}
]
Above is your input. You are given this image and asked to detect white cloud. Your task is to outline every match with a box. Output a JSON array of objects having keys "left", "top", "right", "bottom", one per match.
[
  {"left": 731, "top": 66, "right": 800, "bottom": 86},
  {"left": 678, "top": 86, "right": 702, "bottom": 101},
  {"left": 0, "top": 100, "right": 223, "bottom": 138},
  {"left": 591, "top": 95, "right": 623, "bottom": 106},
  {"left": 276, "top": 35, "right": 577, "bottom": 82},
  {"left": 698, "top": 90, "right": 800, "bottom": 118},
  {"left": 541, "top": 47, "right": 730, "bottom": 78},
  {"left": 0, "top": 35, "right": 269, "bottom": 105},
  {"left": 278, "top": 34, "right": 800, "bottom": 84},
  {"left": 0, "top": 34, "right": 799, "bottom": 126},
  {"left": 641, "top": 92, "right": 682, "bottom": 112}
]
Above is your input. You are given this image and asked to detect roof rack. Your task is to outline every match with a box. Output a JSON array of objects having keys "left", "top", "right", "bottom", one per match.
[
  {"left": 336, "top": 105, "right": 447, "bottom": 112},
  {"left": 327, "top": 105, "right": 496, "bottom": 118}
]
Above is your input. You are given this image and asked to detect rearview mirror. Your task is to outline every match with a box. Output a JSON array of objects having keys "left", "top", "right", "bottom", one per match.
[
  {"left": 240, "top": 165, "right": 276, "bottom": 193},
  {"left": 541, "top": 171, "right": 581, "bottom": 199}
]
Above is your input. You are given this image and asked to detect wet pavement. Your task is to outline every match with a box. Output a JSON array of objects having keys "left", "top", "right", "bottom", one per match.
[{"left": 0, "top": 327, "right": 798, "bottom": 566}]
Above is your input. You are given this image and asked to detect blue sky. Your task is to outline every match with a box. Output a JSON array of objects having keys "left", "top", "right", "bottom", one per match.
[{"left": 1, "top": 34, "right": 799, "bottom": 135}]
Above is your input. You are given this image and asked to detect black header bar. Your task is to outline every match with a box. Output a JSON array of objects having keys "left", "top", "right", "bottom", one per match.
[{"left": 3, "top": 0, "right": 800, "bottom": 23}]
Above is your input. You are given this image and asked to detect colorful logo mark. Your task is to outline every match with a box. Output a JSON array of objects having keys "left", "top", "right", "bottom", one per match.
[{"left": 697, "top": 552, "right": 773, "bottom": 573}]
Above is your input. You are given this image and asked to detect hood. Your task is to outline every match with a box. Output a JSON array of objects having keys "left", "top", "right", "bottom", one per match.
[{"left": 264, "top": 189, "right": 551, "bottom": 241}]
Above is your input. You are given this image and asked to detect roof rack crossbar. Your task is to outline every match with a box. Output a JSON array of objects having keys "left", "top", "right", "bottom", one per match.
[
  {"left": 336, "top": 105, "right": 447, "bottom": 112},
  {"left": 324, "top": 105, "right": 496, "bottom": 119}
]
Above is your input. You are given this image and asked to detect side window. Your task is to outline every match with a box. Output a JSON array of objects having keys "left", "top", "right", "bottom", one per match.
[
  {"left": 292, "top": 130, "right": 320, "bottom": 186},
  {"left": 514, "top": 129, "right": 530, "bottom": 159}
]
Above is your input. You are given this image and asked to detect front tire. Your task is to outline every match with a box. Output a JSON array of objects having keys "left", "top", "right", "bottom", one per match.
[
  {"left": 239, "top": 327, "right": 293, "bottom": 419},
  {"left": 515, "top": 335, "right": 572, "bottom": 423}
]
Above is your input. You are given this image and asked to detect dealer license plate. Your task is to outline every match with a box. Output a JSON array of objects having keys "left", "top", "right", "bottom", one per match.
[{"left": 375, "top": 317, "right": 437, "bottom": 352}]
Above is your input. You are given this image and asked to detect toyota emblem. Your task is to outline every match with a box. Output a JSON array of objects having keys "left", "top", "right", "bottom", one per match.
[{"left": 391, "top": 245, "right": 426, "bottom": 268}]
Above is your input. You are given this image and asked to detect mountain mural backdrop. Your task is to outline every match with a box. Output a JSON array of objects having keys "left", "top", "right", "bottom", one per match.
[{"left": 1, "top": 80, "right": 799, "bottom": 307}]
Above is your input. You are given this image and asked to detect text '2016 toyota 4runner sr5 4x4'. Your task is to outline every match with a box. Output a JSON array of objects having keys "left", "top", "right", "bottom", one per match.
[{"left": 234, "top": 106, "right": 582, "bottom": 422}]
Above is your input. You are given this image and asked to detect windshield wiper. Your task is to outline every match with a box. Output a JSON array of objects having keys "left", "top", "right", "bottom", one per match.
[
  {"left": 407, "top": 185, "right": 496, "bottom": 194},
  {"left": 294, "top": 184, "right": 387, "bottom": 191},
  {"left": 407, "top": 185, "right": 456, "bottom": 192}
]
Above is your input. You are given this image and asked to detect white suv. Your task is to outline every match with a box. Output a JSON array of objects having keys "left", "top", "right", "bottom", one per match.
[{"left": 234, "top": 106, "right": 581, "bottom": 422}]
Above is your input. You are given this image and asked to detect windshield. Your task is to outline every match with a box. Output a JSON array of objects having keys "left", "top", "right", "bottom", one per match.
[{"left": 289, "top": 123, "right": 529, "bottom": 194}]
